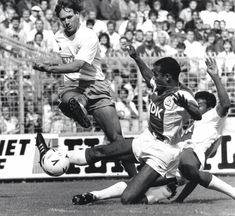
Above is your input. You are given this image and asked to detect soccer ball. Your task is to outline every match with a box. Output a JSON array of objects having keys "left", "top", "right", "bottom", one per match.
[{"left": 40, "top": 149, "right": 70, "bottom": 177}]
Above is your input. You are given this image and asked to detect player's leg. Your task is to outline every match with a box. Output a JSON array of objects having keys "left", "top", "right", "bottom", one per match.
[
  {"left": 178, "top": 148, "right": 235, "bottom": 199},
  {"left": 68, "top": 138, "right": 137, "bottom": 165},
  {"left": 92, "top": 105, "right": 137, "bottom": 177},
  {"left": 58, "top": 89, "right": 91, "bottom": 128},
  {"left": 121, "top": 163, "right": 161, "bottom": 204}
]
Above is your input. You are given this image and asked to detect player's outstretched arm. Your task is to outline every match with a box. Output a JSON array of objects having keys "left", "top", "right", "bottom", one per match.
[
  {"left": 174, "top": 182, "right": 198, "bottom": 203},
  {"left": 33, "top": 59, "right": 86, "bottom": 74},
  {"left": 173, "top": 93, "right": 202, "bottom": 120},
  {"left": 205, "top": 58, "right": 231, "bottom": 117},
  {"left": 126, "top": 45, "right": 154, "bottom": 87}
]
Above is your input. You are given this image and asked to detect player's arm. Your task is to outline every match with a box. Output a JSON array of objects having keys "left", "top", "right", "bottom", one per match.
[
  {"left": 205, "top": 58, "right": 231, "bottom": 117},
  {"left": 126, "top": 45, "right": 154, "bottom": 87},
  {"left": 33, "top": 60, "right": 86, "bottom": 74},
  {"left": 173, "top": 93, "right": 202, "bottom": 120},
  {"left": 174, "top": 182, "right": 198, "bottom": 203}
]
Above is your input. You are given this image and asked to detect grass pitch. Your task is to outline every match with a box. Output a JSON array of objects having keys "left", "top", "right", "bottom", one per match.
[{"left": 0, "top": 176, "right": 234, "bottom": 216}]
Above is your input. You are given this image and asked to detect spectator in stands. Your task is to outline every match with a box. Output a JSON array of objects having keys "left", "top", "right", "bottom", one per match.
[
  {"left": 50, "top": 18, "right": 61, "bottom": 34},
  {"left": 184, "top": 28, "right": 205, "bottom": 58},
  {"left": 33, "top": 31, "right": 47, "bottom": 49},
  {"left": 118, "top": 11, "right": 140, "bottom": 36},
  {"left": 115, "top": 0, "right": 138, "bottom": 20},
  {"left": 215, "top": 29, "right": 230, "bottom": 53},
  {"left": 179, "top": 0, "right": 198, "bottom": 23},
  {"left": 115, "top": 86, "right": 138, "bottom": 120},
  {"left": 133, "top": 29, "right": 145, "bottom": 49},
  {"left": 26, "top": 18, "right": 56, "bottom": 51},
  {"left": 99, "top": 0, "right": 122, "bottom": 20},
  {"left": 124, "top": 29, "right": 135, "bottom": 45},
  {"left": 86, "top": 19, "right": 95, "bottom": 29},
  {"left": 214, "top": 0, "right": 224, "bottom": 12},
  {"left": 24, "top": 100, "right": 42, "bottom": 133},
  {"left": 20, "top": 9, "right": 33, "bottom": 34},
  {"left": 16, "top": 0, "right": 36, "bottom": 16},
  {"left": 114, "top": 36, "right": 130, "bottom": 57},
  {"left": 40, "top": 0, "right": 49, "bottom": 15},
  {"left": 220, "top": 19, "right": 227, "bottom": 32},
  {"left": 141, "top": 9, "right": 158, "bottom": 34},
  {"left": 30, "top": 5, "right": 42, "bottom": 24},
  {"left": 216, "top": 39, "right": 235, "bottom": 75},
  {"left": 157, "top": 31, "right": 177, "bottom": 56},
  {"left": 136, "top": 30, "right": 163, "bottom": 57},
  {"left": 99, "top": 32, "right": 114, "bottom": 58},
  {"left": 0, "top": 2, "right": 6, "bottom": 23},
  {"left": 0, "top": 6, "right": 17, "bottom": 30},
  {"left": 136, "top": 0, "right": 150, "bottom": 25},
  {"left": 5, "top": 15, "right": 26, "bottom": 42},
  {"left": 150, "top": 0, "right": 168, "bottom": 22},
  {"left": 185, "top": 10, "right": 199, "bottom": 31},
  {"left": 84, "top": 10, "right": 107, "bottom": 36},
  {"left": 193, "top": 18, "right": 205, "bottom": 42},
  {"left": 199, "top": 1, "right": 217, "bottom": 28},
  {"left": 125, "top": 20, "right": 137, "bottom": 34},
  {"left": 42, "top": 8, "right": 54, "bottom": 30},
  {"left": 106, "top": 20, "right": 120, "bottom": 51},
  {"left": 171, "top": 18, "right": 186, "bottom": 42},
  {"left": 166, "top": 12, "right": 176, "bottom": 35},
  {"left": 218, "top": 0, "right": 235, "bottom": 30},
  {"left": 0, "top": 104, "right": 19, "bottom": 134},
  {"left": 203, "top": 30, "right": 217, "bottom": 55},
  {"left": 174, "top": 42, "right": 190, "bottom": 72}
]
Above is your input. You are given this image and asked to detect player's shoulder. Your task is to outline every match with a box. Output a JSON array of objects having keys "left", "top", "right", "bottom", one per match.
[
  {"left": 78, "top": 26, "right": 97, "bottom": 38},
  {"left": 54, "top": 29, "right": 65, "bottom": 40}
]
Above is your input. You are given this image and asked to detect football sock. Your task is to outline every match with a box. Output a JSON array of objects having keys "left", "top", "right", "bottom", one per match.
[
  {"left": 91, "top": 181, "right": 127, "bottom": 200},
  {"left": 67, "top": 149, "right": 87, "bottom": 165},
  {"left": 145, "top": 186, "right": 173, "bottom": 204},
  {"left": 208, "top": 175, "right": 235, "bottom": 199}
]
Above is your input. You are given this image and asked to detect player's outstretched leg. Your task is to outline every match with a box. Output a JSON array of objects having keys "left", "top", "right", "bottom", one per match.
[
  {"left": 35, "top": 133, "right": 49, "bottom": 160},
  {"left": 69, "top": 98, "right": 91, "bottom": 128},
  {"left": 72, "top": 192, "right": 96, "bottom": 205}
]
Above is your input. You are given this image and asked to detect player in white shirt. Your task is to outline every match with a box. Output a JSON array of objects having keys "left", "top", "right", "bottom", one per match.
[
  {"left": 174, "top": 58, "right": 234, "bottom": 202},
  {"left": 33, "top": 0, "right": 137, "bottom": 177}
]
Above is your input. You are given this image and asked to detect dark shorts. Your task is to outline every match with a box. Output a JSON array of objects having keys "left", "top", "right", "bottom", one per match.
[{"left": 58, "top": 79, "right": 115, "bottom": 113}]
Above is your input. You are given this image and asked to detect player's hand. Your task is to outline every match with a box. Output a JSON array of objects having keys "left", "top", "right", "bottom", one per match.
[
  {"left": 123, "top": 44, "right": 138, "bottom": 59},
  {"left": 205, "top": 57, "right": 219, "bottom": 78},
  {"left": 173, "top": 93, "right": 188, "bottom": 108},
  {"left": 33, "top": 62, "right": 51, "bottom": 72}
]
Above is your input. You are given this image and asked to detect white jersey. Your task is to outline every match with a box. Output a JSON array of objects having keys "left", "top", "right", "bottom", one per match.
[
  {"left": 54, "top": 26, "right": 105, "bottom": 82},
  {"left": 192, "top": 108, "right": 226, "bottom": 153}
]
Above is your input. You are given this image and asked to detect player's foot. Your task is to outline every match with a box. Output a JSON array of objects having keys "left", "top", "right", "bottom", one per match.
[
  {"left": 72, "top": 192, "right": 96, "bottom": 205},
  {"left": 167, "top": 182, "right": 178, "bottom": 199},
  {"left": 35, "top": 133, "right": 49, "bottom": 160},
  {"left": 69, "top": 98, "right": 91, "bottom": 128}
]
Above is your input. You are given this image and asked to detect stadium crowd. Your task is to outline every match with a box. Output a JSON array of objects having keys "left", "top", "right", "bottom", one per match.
[{"left": 0, "top": 0, "right": 235, "bottom": 134}]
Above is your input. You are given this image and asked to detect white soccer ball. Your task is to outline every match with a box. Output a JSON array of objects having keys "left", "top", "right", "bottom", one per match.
[{"left": 41, "top": 149, "right": 70, "bottom": 177}]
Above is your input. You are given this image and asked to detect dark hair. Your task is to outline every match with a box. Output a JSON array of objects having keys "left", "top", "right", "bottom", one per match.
[
  {"left": 34, "top": 31, "right": 44, "bottom": 40},
  {"left": 176, "top": 42, "right": 186, "bottom": 49},
  {"left": 55, "top": 0, "right": 83, "bottom": 17},
  {"left": 153, "top": 57, "right": 181, "bottom": 81},
  {"left": 86, "top": 18, "right": 95, "bottom": 27},
  {"left": 98, "top": 32, "right": 111, "bottom": 48},
  {"left": 195, "top": 91, "right": 216, "bottom": 108},
  {"left": 148, "top": 9, "right": 158, "bottom": 18}
]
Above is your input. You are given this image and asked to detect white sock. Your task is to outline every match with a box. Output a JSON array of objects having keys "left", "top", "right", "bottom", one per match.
[
  {"left": 208, "top": 175, "right": 235, "bottom": 199},
  {"left": 145, "top": 186, "right": 172, "bottom": 204},
  {"left": 67, "top": 149, "right": 87, "bottom": 165},
  {"left": 91, "top": 181, "right": 127, "bottom": 200}
]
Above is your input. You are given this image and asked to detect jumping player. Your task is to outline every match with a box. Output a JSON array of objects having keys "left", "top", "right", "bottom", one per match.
[
  {"left": 36, "top": 45, "right": 202, "bottom": 204},
  {"left": 33, "top": 0, "right": 136, "bottom": 177}
]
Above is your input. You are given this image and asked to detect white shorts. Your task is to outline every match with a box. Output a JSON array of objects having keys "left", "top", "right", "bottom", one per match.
[{"left": 132, "top": 128, "right": 181, "bottom": 177}]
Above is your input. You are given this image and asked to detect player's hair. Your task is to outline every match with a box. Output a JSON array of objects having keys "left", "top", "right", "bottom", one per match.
[
  {"left": 55, "top": 0, "right": 83, "bottom": 17},
  {"left": 195, "top": 91, "right": 217, "bottom": 108},
  {"left": 153, "top": 57, "right": 181, "bottom": 81}
]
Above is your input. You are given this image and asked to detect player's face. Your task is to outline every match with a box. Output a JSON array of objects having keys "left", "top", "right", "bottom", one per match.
[
  {"left": 152, "top": 65, "right": 168, "bottom": 94},
  {"left": 196, "top": 99, "right": 208, "bottom": 114},
  {"left": 59, "top": 8, "right": 79, "bottom": 36}
]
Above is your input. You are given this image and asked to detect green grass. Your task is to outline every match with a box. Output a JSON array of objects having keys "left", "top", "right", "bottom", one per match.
[{"left": 0, "top": 176, "right": 235, "bottom": 216}]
